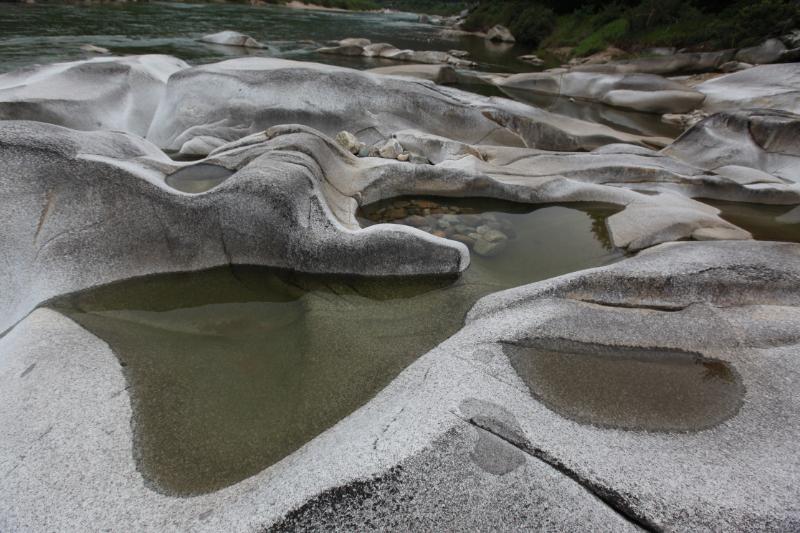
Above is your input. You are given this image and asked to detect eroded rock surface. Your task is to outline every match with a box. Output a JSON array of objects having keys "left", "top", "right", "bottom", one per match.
[
  {"left": 318, "top": 38, "right": 475, "bottom": 67},
  {"left": 145, "top": 57, "right": 673, "bottom": 155},
  {"left": 695, "top": 63, "right": 800, "bottom": 114},
  {"left": 663, "top": 109, "right": 800, "bottom": 182},
  {"left": 498, "top": 71, "right": 705, "bottom": 114},
  {"left": 0, "top": 55, "right": 188, "bottom": 136}
]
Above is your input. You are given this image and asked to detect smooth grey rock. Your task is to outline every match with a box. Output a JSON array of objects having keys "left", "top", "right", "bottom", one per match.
[
  {"left": 735, "top": 38, "right": 787, "bottom": 64},
  {"left": 719, "top": 60, "right": 752, "bottom": 72},
  {"left": 199, "top": 30, "right": 265, "bottom": 48},
  {"left": 695, "top": 63, "right": 800, "bottom": 114},
  {"left": 145, "top": 58, "right": 525, "bottom": 154},
  {"left": 499, "top": 71, "right": 705, "bottom": 114},
  {"left": 145, "top": 57, "right": 673, "bottom": 155},
  {"left": 0, "top": 55, "right": 189, "bottom": 137},
  {"left": 663, "top": 109, "right": 800, "bottom": 182},
  {"left": 573, "top": 49, "right": 735, "bottom": 75},
  {"left": 486, "top": 25, "right": 515, "bottom": 43},
  {"left": 367, "top": 64, "right": 458, "bottom": 84}
]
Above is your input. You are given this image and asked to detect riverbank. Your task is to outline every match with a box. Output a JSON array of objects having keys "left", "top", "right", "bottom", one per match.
[{"left": 462, "top": 0, "right": 800, "bottom": 59}]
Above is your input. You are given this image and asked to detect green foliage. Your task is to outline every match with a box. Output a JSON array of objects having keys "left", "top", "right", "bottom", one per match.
[
  {"left": 467, "top": 0, "right": 800, "bottom": 56},
  {"left": 709, "top": 0, "right": 800, "bottom": 48},
  {"left": 463, "top": 1, "right": 556, "bottom": 46},
  {"left": 378, "top": 0, "right": 465, "bottom": 16},
  {"left": 573, "top": 17, "right": 629, "bottom": 56}
]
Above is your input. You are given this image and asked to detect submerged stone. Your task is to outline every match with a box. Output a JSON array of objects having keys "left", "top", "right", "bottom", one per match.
[{"left": 505, "top": 339, "right": 744, "bottom": 432}]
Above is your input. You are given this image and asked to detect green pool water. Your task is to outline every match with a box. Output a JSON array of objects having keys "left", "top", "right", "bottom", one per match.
[{"left": 49, "top": 199, "right": 622, "bottom": 495}]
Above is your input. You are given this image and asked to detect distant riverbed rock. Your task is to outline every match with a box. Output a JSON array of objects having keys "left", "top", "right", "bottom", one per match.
[
  {"left": 199, "top": 30, "right": 265, "bottom": 48},
  {"left": 572, "top": 49, "right": 735, "bottom": 76},
  {"left": 735, "top": 38, "right": 787, "bottom": 65},
  {"left": 367, "top": 64, "right": 458, "bottom": 84},
  {"left": 663, "top": 109, "right": 800, "bottom": 182},
  {"left": 318, "top": 38, "right": 475, "bottom": 67},
  {"left": 79, "top": 44, "right": 110, "bottom": 54},
  {"left": 498, "top": 71, "right": 705, "bottom": 114},
  {"left": 486, "top": 25, "right": 515, "bottom": 43},
  {"left": 695, "top": 63, "right": 800, "bottom": 114}
]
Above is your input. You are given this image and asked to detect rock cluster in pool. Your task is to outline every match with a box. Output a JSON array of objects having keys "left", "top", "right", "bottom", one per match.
[{"left": 359, "top": 197, "right": 524, "bottom": 257}]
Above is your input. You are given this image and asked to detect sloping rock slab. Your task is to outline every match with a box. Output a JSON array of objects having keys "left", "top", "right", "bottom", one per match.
[
  {"left": 499, "top": 71, "right": 705, "bottom": 114},
  {"left": 145, "top": 57, "right": 667, "bottom": 155},
  {"left": 663, "top": 109, "right": 800, "bottom": 182},
  {"left": 572, "top": 49, "right": 735, "bottom": 75},
  {"left": 0, "top": 55, "right": 188, "bottom": 137},
  {"left": 199, "top": 30, "right": 266, "bottom": 48},
  {"left": 696, "top": 63, "right": 800, "bottom": 114}
]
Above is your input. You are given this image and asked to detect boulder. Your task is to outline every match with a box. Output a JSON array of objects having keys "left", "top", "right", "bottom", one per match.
[
  {"left": 486, "top": 25, "right": 515, "bottom": 43},
  {"left": 695, "top": 63, "right": 800, "bottom": 114},
  {"left": 334, "top": 130, "right": 360, "bottom": 154},
  {"left": 318, "top": 38, "right": 475, "bottom": 67},
  {"left": 573, "top": 49, "right": 735, "bottom": 75},
  {"left": 199, "top": 30, "right": 265, "bottom": 48},
  {"left": 145, "top": 57, "right": 676, "bottom": 156},
  {"left": 0, "top": 55, "right": 189, "bottom": 137},
  {"left": 0, "top": 121, "right": 474, "bottom": 334},
  {"left": 663, "top": 109, "right": 800, "bottom": 182},
  {"left": 368, "top": 64, "right": 459, "bottom": 84},
  {"left": 735, "top": 38, "right": 787, "bottom": 64},
  {"left": 499, "top": 71, "right": 705, "bottom": 114}
]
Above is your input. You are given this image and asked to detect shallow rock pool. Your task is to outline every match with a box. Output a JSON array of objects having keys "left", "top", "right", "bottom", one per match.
[{"left": 49, "top": 199, "right": 622, "bottom": 495}]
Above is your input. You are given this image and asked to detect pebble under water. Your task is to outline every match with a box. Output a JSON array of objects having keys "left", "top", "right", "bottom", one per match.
[
  {"left": 505, "top": 339, "right": 745, "bottom": 432},
  {"left": 49, "top": 198, "right": 623, "bottom": 495}
]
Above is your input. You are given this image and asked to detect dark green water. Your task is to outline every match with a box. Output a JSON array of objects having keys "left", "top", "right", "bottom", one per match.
[{"left": 50, "top": 200, "right": 622, "bottom": 495}]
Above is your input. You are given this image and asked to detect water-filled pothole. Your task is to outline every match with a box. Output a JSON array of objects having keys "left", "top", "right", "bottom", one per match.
[
  {"left": 702, "top": 199, "right": 800, "bottom": 243},
  {"left": 505, "top": 339, "right": 744, "bottom": 432},
  {"left": 357, "top": 197, "right": 623, "bottom": 288},
  {"left": 165, "top": 163, "right": 234, "bottom": 193},
  {"left": 51, "top": 269, "right": 462, "bottom": 495},
  {"left": 48, "top": 199, "right": 623, "bottom": 495}
]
